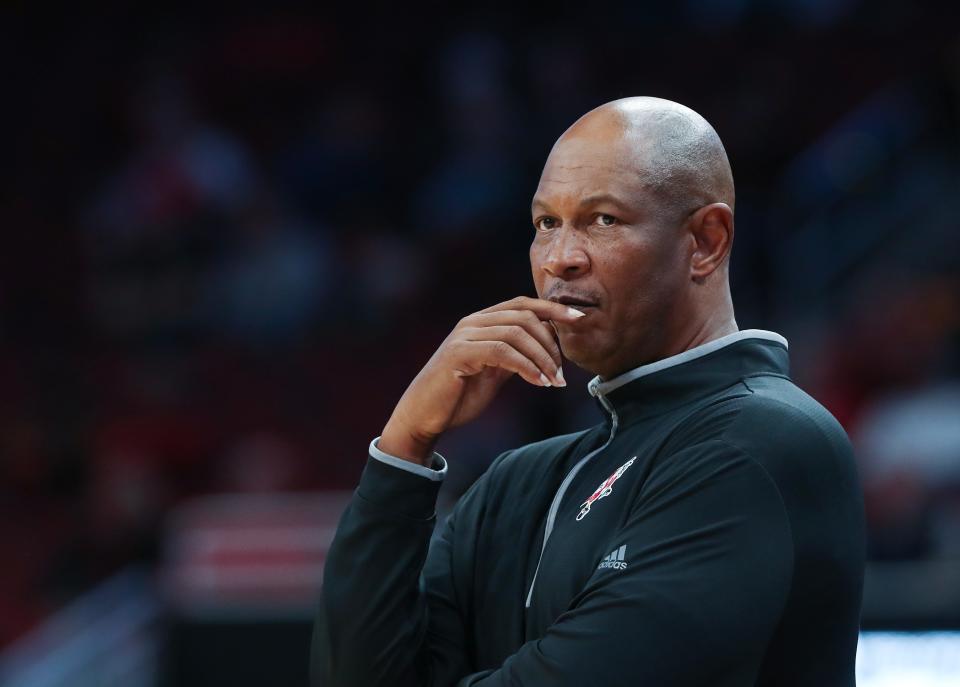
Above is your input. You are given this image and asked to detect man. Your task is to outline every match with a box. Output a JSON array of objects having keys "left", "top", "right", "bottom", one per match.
[{"left": 312, "top": 97, "right": 866, "bottom": 686}]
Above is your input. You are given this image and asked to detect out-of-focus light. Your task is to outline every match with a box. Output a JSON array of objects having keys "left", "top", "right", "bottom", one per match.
[{"left": 856, "top": 632, "right": 960, "bottom": 686}]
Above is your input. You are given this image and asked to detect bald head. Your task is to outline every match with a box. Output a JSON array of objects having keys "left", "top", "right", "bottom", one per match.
[{"left": 554, "top": 96, "right": 734, "bottom": 222}]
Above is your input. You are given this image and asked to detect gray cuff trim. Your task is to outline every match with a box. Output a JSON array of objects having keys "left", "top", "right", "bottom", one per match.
[{"left": 369, "top": 436, "right": 448, "bottom": 482}]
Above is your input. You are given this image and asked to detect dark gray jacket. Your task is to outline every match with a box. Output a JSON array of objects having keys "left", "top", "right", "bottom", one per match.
[{"left": 312, "top": 330, "right": 866, "bottom": 686}]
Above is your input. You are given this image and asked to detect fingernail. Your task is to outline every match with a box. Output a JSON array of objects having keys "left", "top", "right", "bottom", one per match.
[
  {"left": 539, "top": 373, "right": 552, "bottom": 387},
  {"left": 567, "top": 307, "right": 586, "bottom": 318},
  {"left": 556, "top": 367, "right": 566, "bottom": 387}
]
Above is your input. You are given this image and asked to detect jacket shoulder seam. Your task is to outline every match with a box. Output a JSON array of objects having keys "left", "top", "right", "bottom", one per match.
[{"left": 727, "top": 388, "right": 844, "bottom": 448}]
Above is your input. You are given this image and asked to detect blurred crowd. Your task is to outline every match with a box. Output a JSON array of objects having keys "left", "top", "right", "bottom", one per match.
[{"left": 2, "top": 3, "right": 959, "bottom": 647}]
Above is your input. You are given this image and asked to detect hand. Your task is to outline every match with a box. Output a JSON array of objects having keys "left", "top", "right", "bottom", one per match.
[{"left": 378, "top": 297, "right": 586, "bottom": 465}]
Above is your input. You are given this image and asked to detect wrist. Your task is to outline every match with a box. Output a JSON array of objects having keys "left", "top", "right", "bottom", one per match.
[{"left": 379, "top": 421, "right": 439, "bottom": 467}]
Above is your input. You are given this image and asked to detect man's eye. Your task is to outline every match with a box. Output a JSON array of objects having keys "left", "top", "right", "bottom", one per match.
[
  {"left": 535, "top": 217, "right": 557, "bottom": 231},
  {"left": 597, "top": 214, "right": 617, "bottom": 227}
]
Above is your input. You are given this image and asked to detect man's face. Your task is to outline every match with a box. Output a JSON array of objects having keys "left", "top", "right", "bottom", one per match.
[{"left": 529, "top": 131, "right": 690, "bottom": 380}]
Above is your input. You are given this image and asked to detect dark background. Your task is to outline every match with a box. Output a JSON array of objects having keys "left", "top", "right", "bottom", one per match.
[{"left": 2, "top": 3, "right": 959, "bottom": 685}]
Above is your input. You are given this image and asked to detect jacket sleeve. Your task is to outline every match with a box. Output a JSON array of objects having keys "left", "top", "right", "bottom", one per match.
[
  {"left": 455, "top": 440, "right": 795, "bottom": 686},
  {"left": 311, "top": 441, "right": 492, "bottom": 687}
]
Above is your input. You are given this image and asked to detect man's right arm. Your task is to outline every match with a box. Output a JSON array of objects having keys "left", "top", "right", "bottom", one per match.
[
  {"left": 310, "top": 440, "right": 453, "bottom": 686},
  {"left": 312, "top": 438, "right": 513, "bottom": 687}
]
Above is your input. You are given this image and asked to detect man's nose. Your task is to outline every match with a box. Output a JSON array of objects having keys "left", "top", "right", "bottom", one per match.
[{"left": 541, "top": 228, "right": 590, "bottom": 278}]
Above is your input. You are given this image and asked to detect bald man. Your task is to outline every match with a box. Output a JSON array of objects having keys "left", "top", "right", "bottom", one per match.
[{"left": 312, "top": 97, "right": 865, "bottom": 686}]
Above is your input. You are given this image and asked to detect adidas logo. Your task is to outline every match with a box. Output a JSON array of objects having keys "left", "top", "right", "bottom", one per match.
[{"left": 597, "top": 545, "right": 628, "bottom": 570}]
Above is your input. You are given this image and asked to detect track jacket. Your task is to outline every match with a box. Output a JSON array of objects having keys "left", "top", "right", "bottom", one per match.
[{"left": 312, "top": 330, "right": 866, "bottom": 686}]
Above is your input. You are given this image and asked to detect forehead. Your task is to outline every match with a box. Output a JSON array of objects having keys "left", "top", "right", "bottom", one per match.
[{"left": 532, "top": 133, "right": 652, "bottom": 211}]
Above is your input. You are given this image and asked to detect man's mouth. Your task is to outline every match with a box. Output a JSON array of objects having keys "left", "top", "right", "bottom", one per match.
[{"left": 551, "top": 295, "right": 600, "bottom": 310}]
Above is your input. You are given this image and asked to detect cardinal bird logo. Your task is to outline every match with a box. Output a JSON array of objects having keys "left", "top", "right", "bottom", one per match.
[{"left": 576, "top": 456, "right": 637, "bottom": 521}]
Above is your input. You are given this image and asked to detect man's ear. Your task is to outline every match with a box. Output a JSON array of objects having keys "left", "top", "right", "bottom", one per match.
[{"left": 687, "top": 202, "right": 733, "bottom": 283}]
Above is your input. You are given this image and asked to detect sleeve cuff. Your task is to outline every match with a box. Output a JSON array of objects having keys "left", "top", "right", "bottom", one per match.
[{"left": 369, "top": 436, "right": 448, "bottom": 482}]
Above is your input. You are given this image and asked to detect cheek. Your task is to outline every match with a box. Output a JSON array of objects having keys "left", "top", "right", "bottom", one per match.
[{"left": 599, "top": 237, "right": 677, "bottom": 314}]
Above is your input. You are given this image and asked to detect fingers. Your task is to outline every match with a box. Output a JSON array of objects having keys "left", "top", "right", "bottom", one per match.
[
  {"left": 479, "top": 296, "right": 587, "bottom": 323},
  {"left": 452, "top": 340, "right": 555, "bottom": 388},
  {"left": 447, "top": 296, "right": 581, "bottom": 389},
  {"left": 464, "top": 309, "right": 562, "bottom": 371},
  {"left": 461, "top": 324, "right": 564, "bottom": 386}
]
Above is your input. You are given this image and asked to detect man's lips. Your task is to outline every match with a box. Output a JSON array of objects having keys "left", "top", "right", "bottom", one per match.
[
  {"left": 550, "top": 295, "right": 600, "bottom": 309},
  {"left": 546, "top": 296, "right": 600, "bottom": 332}
]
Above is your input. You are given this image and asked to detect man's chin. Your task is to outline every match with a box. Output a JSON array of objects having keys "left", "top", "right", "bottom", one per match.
[{"left": 557, "top": 338, "right": 606, "bottom": 378}]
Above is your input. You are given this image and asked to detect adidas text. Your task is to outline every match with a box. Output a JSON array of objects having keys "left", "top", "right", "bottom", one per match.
[{"left": 598, "top": 545, "right": 628, "bottom": 570}]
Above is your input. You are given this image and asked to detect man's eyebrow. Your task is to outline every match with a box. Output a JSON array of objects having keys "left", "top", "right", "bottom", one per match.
[
  {"left": 531, "top": 193, "right": 630, "bottom": 213},
  {"left": 578, "top": 193, "right": 630, "bottom": 210},
  {"left": 531, "top": 197, "right": 552, "bottom": 213}
]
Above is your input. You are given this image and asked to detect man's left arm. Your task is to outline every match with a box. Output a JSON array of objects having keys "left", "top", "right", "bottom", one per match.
[{"left": 457, "top": 440, "right": 794, "bottom": 686}]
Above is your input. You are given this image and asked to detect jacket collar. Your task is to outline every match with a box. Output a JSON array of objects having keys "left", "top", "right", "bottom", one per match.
[{"left": 587, "top": 329, "right": 790, "bottom": 425}]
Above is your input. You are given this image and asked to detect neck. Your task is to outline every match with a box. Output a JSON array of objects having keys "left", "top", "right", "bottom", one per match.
[
  {"left": 598, "top": 306, "right": 738, "bottom": 382},
  {"left": 586, "top": 329, "right": 791, "bottom": 418},
  {"left": 676, "top": 312, "right": 740, "bottom": 358}
]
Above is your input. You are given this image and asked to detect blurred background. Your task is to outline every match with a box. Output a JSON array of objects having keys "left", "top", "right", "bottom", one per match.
[{"left": 2, "top": 2, "right": 960, "bottom": 685}]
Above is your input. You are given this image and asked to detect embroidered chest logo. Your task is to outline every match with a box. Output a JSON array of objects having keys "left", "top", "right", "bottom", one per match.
[
  {"left": 576, "top": 456, "right": 637, "bottom": 521},
  {"left": 598, "top": 544, "right": 628, "bottom": 570}
]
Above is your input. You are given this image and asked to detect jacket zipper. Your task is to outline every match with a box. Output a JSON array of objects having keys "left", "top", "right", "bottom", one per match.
[{"left": 524, "top": 391, "right": 619, "bottom": 608}]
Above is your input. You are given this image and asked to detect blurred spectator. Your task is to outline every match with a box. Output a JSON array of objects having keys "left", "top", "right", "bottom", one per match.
[
  {"left": 856, "top": 384, "right": 960, "bottom": 559},
  {"left": 202, "top": 192, "right": 332, "bottom": 345}
]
